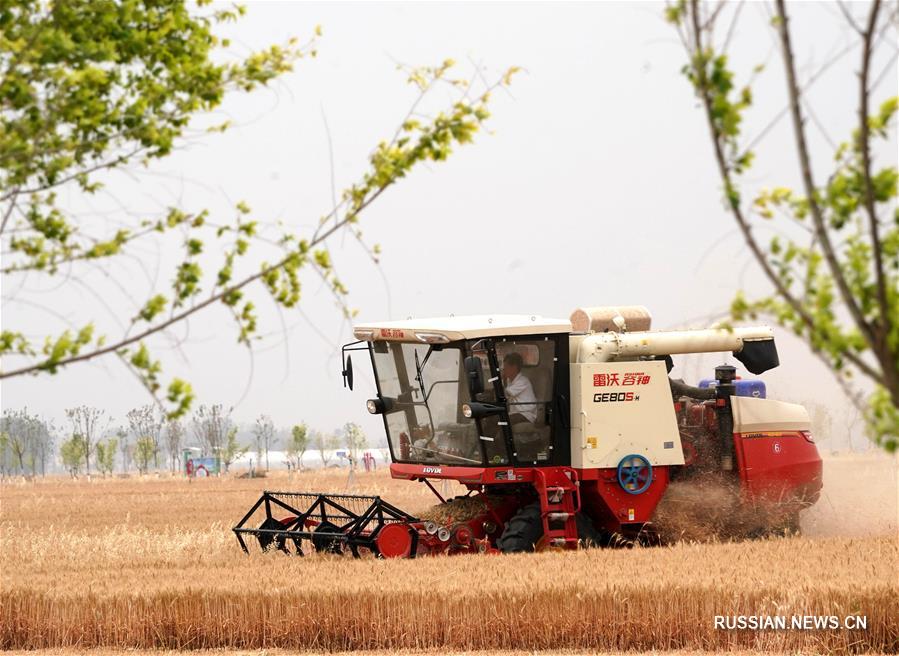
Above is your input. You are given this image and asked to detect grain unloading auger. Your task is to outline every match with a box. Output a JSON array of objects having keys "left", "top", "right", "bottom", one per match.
[{"left": 234, "top": 306, "right": 823, "bottom": 557}]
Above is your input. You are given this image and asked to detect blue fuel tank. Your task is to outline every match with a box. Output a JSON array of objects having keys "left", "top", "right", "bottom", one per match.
[{"left": 698, "top": 378, "right": 766, "bottom": 398}]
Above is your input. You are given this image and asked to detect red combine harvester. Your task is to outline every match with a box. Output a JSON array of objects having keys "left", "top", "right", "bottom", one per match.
[{"left": 234, "top": 306, "right": 823, "bottom": 557}]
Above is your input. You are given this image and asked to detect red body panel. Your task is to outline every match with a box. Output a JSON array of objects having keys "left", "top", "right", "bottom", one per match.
[
  {"left": 390, "top": 425, "right": 823, "bottom": 546},
  {"left": 576, "top": 466, "right": 669, "bottom": 528},
  {"left": 390, "top": 462, "right": 671, "bottom": 533},
  {"left": 733, "top": 431, "right": 823, "bottom": 506},
  {"left": 391, "top": 462, "right": 542, "bottom": 485}
]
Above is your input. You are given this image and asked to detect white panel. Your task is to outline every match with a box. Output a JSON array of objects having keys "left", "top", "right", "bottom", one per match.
[
  {"left": 570, "top": 360, "right": 684, "bottom": 469},
  {"left": 732, "top": 396, "right": 810, "bottom": 433},
  {"left": 354, "top": 315, "right": 571, "bottom": 342}
]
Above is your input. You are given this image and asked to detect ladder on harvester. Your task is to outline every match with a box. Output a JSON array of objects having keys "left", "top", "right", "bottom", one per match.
[{"left": 534, "top": 468, "right": 581, "bottom": 549}]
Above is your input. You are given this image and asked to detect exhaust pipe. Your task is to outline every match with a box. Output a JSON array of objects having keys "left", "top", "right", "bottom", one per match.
[{"left": 714, "top": 365, "right": 736, "bottom": 471}]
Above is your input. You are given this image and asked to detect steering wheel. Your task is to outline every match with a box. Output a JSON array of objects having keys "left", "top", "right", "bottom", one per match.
[{"left": 617, "top": 454, "right": 653, "bottom": 495}]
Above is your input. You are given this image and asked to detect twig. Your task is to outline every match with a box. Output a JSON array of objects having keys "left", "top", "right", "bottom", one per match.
[
  {"left": 836, "top": 0, "right": 864, "bottom": 35},
  {"left": 0, "top": 188, "right": 19, "bottom": 234},
  {"left": 721, "top": 0, "right": 745, "bottom": 54}
]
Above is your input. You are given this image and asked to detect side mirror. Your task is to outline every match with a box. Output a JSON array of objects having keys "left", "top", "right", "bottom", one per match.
[
  {"left": 342, "top": 354, "right": 354, "bottom": 391},
  {"left": 463, "top": 356, "right": 484, "bottom": 397}
]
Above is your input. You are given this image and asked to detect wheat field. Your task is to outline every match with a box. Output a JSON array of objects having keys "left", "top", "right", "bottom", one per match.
[{"left": 1, "top": 455, "right": 897, "bottom": 653}]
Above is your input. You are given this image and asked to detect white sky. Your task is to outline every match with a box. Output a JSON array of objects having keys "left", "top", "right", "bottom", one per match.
[{"left": 2, "top": 1, "right": 896, "bottom": 450}]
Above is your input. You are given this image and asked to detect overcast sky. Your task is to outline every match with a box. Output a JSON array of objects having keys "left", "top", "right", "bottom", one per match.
[{"left": 2, "top": 1, "right": 896, "bottom": 449}]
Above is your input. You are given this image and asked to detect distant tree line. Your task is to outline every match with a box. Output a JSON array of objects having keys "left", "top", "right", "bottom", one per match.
[
  {"left": 0, "top": 404, "right": 370, "bottom": 478},
  {"left": 0, "top": 409, "right": 54, "bottom": 476}
]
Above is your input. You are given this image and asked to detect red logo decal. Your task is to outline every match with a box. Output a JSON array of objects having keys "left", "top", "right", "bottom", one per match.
[{"left": 594, "top": 372, "right": 650, "bottom": 387}]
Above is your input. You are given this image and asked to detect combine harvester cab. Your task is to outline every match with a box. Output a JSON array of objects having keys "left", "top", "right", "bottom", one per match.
[{"left": 234, "top": 306, "right": 822, "bottom": 556}]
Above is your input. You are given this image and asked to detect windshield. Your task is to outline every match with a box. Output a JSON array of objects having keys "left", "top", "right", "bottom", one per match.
[{"left": 371, "top": 341, "right": 485, "bottom": 466}]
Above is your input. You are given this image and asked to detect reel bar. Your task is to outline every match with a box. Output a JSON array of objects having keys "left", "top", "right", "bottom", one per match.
[{"left": 233, "top": 490, "right": 419, "bottom": 557}]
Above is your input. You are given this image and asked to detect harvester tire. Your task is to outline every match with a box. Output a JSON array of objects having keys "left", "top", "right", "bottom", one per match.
[
  {"left": 576, "top": 513, "right": 634, "bottom": 548},
  {"left": 311, "top": 521, "right": 343, "bottom": 554},
  {"left": 498, "top": 504, "right": 611, "bottom": 553},
  {"left": 498, "top": 503, "right": 542, "bottom": 553},
  {"left": 575, "top": 512, "right": 603, "bottom": 547},
  {"left": 257, "top": 516, "right": 289, "bottom": 552}
]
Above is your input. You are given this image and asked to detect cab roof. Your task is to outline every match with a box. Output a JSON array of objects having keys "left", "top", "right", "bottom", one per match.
[{"left": 353, "top": 315, "right": 572, "bottom": 343}]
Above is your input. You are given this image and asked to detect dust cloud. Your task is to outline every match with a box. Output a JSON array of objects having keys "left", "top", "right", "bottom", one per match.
[
  {"left": 651, "top": 452, "right": 897, "bottom": 542},
  {"left": 801, "top": 451, "right": 898, "bottom": 538}
]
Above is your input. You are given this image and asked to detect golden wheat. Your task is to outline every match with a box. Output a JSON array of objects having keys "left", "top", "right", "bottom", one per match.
[
  {"left": 0, "top": 650, "right": 846, "bottom": 656},
  {"left": 1, "top": 458, "right": 897, "bottom": 653}
]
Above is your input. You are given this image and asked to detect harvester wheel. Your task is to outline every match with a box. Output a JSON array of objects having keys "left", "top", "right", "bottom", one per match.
[
  {"left": 257, "top": 516, "right": 290, "bottom": 552},
  {"left": 576, "top": 513, "right": 633, "bottom": 548},
  {"left": 497, "top": 503, "right": 542, "bottom": 553},
  {"left": 499, "top": 504, "right": 630, "bottom": 553},
  {"left": 311, "top": 521, "right": 344, "bottom": 554}
]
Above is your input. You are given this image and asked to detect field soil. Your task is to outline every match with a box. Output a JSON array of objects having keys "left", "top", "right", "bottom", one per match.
[{"left": 1, "top": 453, "right": 897, "bottom": 653}]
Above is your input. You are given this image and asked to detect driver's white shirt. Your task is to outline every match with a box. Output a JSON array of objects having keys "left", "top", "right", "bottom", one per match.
[{"left": 505, "top": 372, "right": 538, "bottom": 422}]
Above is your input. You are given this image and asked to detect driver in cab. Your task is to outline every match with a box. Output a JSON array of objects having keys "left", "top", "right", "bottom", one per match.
[{"left": 502, "top": 352, "right": 538, "bottom": 426}]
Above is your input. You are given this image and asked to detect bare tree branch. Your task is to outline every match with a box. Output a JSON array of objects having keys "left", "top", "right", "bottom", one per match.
[
  {"left": 0, "top": 188, "right": 18, "bottom": 234},
  {"left": 836, "top": 0, "right": 864, "bottom": 35},
  {"left": 721, "top": 0, "right": 745, "bottom": 53},
  {"left": 745, "top": 39, "right": 858, "bottom": 151},
  {"left": 704, "top": 0, "right": 728, "bottom": 30}
]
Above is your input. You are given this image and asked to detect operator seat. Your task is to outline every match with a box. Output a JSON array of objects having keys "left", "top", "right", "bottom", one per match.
[{"left": 511, "top": 367, "right": 552, "bottom": 462}]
